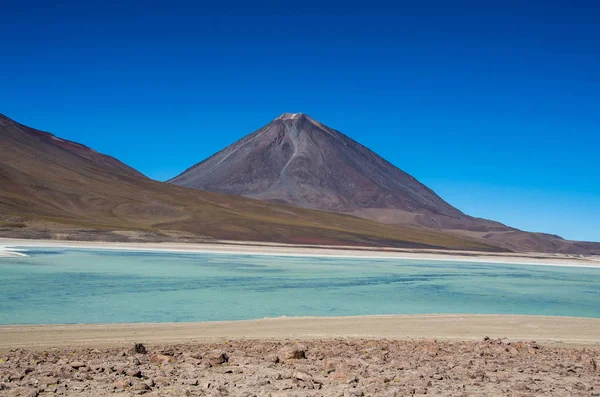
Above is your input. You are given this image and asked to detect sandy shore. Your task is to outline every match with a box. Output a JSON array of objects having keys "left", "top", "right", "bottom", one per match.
[
  {"left": 1, "top": 237, "right": 600, "bottom": 267},
  {"left": 2, "top": 315, "right": 600, "bottom": 350}
]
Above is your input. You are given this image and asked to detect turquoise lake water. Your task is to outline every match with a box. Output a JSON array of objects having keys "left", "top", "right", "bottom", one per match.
[{"left": 0, "top": 248, "right": 599, "bottom": 324}]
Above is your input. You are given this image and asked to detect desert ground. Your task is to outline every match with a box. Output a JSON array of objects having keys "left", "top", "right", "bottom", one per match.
[{"left": 1, "top": 316, "right": 600, "bottom": 397}]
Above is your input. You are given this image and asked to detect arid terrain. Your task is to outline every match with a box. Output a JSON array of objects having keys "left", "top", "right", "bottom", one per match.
[
  {"left": 2, "top": 112, "right": 599, "bottom": 254},
  {"left": 0, "top": 113, "right": 495, "bottom": 251},
  {"left": 1, "top": 315, "right": 600, "bottom": 396},
  {"left": 1, "top": 337, "right": 599, "bottom": 397},
  {"left": 169, "top": 113, "right": 600, "bottom": 254}
]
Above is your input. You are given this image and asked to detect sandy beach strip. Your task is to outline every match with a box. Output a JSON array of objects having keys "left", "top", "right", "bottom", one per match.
[
  {"left": 2, "top": 315, "right": 599, "bottom": 349},
  {"left": 1, "top": 238, "right": 599, "bottom": 268}
]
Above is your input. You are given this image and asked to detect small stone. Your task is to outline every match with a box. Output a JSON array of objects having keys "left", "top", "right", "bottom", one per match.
[
  {"left": 150, "top": 354, "right": 174, "bottom": 365},
  {"left": 40, "top": 376, "right": 59, "bottom": 385},
  {"left": 344, "top": 358, "right": 366, "bottom": 368},
  {"left": 126, "top": 369, "right": 142, "bottom": 378},
  {"left": 384, "top": 388, "right": 400, "bottom": 397},
  {"left": 277, "top": 345, "right": 306, "bottom": 361},
  {"left": 324, "top": 357, "right": 344, "bottom": 373},
  {"left": 330, "top": 370, "right": 356, "bottom": 383},
  {"left": 70, "top": 361, "right": 85, "bottom": 369},
  {"left": 346, "top": 388, "right": 364, "bottom": 396},
  {"left": 266, "top": 353, "right": 279, "bottom": 363},
  {"left": 114, "top": 380, "right": 130, "bottom": 389},
  {"left": 25, "top": 389, "right": 40, "bottom": 397},
  {"left": 133, "top": 343, "right": 147, "bottom": 354},
  {"left": 514, "top": 382, "right": 529, "bottom": 391},
  {"left": 207, "top": 349, "right": 229, "bottom": 366},
  {"left": 153, "top": 376, "right": 170, "bottom": 386},
  {"left": 293, "top": 370, "right": 313, "bottom": 382},
  {"left": 131, "top": 382, "right": 151, "bottom": 391}
]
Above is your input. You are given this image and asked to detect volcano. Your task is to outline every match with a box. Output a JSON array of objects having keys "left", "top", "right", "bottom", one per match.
[
  {"left": 169, "top": 113, "right": 600, "bottom": 254},
  {"left": 170, "top": 113, "right": 503, "bottom": 231}
]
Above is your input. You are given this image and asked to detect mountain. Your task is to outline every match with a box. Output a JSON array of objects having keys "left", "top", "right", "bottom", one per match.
[
  {"left": 169, "top": 113, "right": 599, "bottom": 254},
  {"left": 0, "top": 112, "right": 497, "bottom": 250},
  {"left": 170, "top": 113, "right": 458, "bottom": 214},
  {"left": 168, "top": 113, "right": 509, "bottom": 230}
]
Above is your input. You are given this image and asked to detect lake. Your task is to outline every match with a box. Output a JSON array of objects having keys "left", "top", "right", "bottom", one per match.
[{"left": 0, "top": 247, "right": 599, "bottom": 324}]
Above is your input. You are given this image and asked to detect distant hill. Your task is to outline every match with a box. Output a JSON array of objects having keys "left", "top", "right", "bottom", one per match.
[
  {"left": 170, "top": 113, "right": 600, "bottom": 254},
  {"left": 0, "top": 113, "right": 498, "bottom": 250}
]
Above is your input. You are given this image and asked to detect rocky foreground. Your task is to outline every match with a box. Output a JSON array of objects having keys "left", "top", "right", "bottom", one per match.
[{"left": 1, "top": 338, "right": 599, "bottom": 397}]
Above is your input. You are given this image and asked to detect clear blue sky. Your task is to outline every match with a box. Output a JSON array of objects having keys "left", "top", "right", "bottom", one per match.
[{"left": 1, "top": 1, "right": 599, "bottom": 241}]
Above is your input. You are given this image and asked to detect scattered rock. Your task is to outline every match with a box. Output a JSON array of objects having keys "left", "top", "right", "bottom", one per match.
[
  {"left": 126, "top": 368, "right": 142, "bottom": 378},
  {"left": 153, "top": 376, "right": 170, "bottom": 386},
  {"left": 114, "top": 379, "right": 130, "bottom": 389},
  {"left": 24, "top": 388, "right": 39, "bottom": 397},
  {"left": 346, "top": 388, "right": 364, "bottom": 396},
  {"left": 70, "top": 361, "right": 85, "bottom": 369},
  {"left": 266, "top": 353, "right": 279, "bottom": 364},
  {"left": 131, "top": 381, "right": 151, "bottom": 392},
  {"left": 383, "top": 388, "right": 400, "bottom": 397},
  {"left": 150, "top": 354, "right": 174, "bottom": 365},
  {"left": 324, "top": 357, "right": 344, "bottom": 373},
  {"left": 293, "top": 370, "right": 313, "bottom": 382},
  {"left": 207, "top": 349, "right": 229, "bottom": 366},
  {"left": 277, "top": 345, "right": 306, "bottom": 361},
  {"left": 330, "top": 370, "right": 356, "bottom": 383},
  {"left": 39, "top": 376, "right": 58, "bottom": 385},
  {"left": 0, "top": 339, "right": 597, "bottom": 396},
  {"left": 133, "top": 343, "right": 147, "bottom": 354}
]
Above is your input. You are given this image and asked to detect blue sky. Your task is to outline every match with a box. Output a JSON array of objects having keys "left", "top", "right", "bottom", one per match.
[{"left": 1, "top": 1, "right": 598, "bottom": 241}]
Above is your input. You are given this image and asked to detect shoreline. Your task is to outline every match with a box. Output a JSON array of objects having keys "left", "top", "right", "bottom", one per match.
[
  {"left": 2, "top": 314, "right": 600, "bottom": 349},
  {"left": 1, "top": 238, "right": 600, "bottom": 268},
  {"left": 0, "top": 246, "right": 28, "bottom": 257}
]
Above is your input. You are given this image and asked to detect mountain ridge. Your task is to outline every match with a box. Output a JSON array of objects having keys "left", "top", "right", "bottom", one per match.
[
  {"left": 0, "top": 112, "right": 499, "bottom": 251},
  {"left": 169, "top": 112, "right": 599, "bottom": 254},
  {"left": 1, "top": 111, "right": 597, "bottom": 254},
  {"left": 0, "top": 113, "right": 146, "bottom": 180}
]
